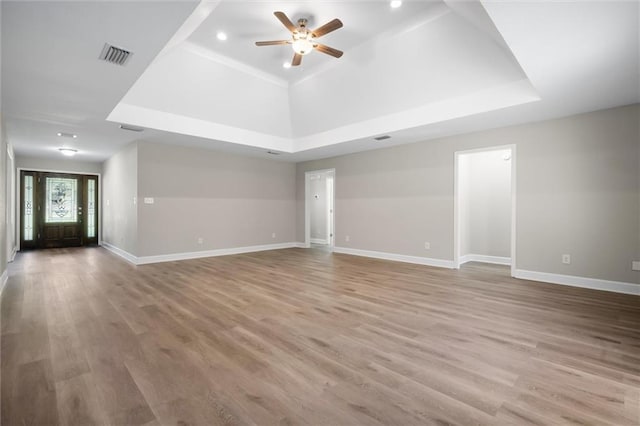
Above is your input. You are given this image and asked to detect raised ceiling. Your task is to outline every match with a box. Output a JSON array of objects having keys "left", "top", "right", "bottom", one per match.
[{"left": 2, "top": 1, "right": 639, "bottom": 163}]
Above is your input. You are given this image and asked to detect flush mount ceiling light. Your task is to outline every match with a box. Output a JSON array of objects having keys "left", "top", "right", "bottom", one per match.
[
  {"left": 58, "top": 148, "right": 78, "bottom": 157},
  {"left": 216, "top": 31, "right": 227, "bottom": 41},
  {"left": 390, "top": 0, "right": 403, "bottom": 8},
  {"left": 57, "top": 132, "right": 77, "bottom": 138},
  {"left": 255, "top": 11, "right": 344, "bottom": 67}
]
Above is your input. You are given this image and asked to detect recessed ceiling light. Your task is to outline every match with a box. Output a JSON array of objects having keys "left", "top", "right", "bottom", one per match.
[
  {"left": 58, "top": 148, "right": 78, "bottom": 157},
  {"left": 390, "top": 0, "right": 402, "bottom": 8},
  {"left": 216, "top": 31, "right": 228, "bottom": 41},
  {"left": 57, "top": 132, "right": 77, "bottom": 138},
  {"left": 282, "top": 62, "right": 292, "bottom": 69}
]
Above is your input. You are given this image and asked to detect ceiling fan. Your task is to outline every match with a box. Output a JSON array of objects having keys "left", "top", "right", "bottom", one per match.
[{"left": 255, "top": 11, "right": 344, "bottom": 66}]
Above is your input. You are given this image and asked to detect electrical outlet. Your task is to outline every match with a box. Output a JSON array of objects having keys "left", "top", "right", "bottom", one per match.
[
  {"left": 345, "top": 235, "right": 350, "bottom": 242},
  {"left": 562, "top": 254, "right": 571, "bottom": 265},
  {"left": 424, "top": 242, "right": 430, "bottom": 250},
  {"left": 271, "top": 232, "right": 276, "bottom": 239},
  {"left": 197, "top": 237, "right": 203, "bottom": 244},
  {"left": 632, "top": 261, "right": 640, "bottom": 271}
]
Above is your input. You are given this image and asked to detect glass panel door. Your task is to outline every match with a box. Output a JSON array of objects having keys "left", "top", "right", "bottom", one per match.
[
  {"left": 20, "top": 171, "right": 99, "bottom": 249},
  {"left": 45, "top": 177, "right": 78, "bottom": 223}
]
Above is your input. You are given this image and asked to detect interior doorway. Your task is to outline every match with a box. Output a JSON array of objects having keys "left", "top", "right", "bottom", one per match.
[
  {"left": 305, "top": 169, "right": 335, "bottom": 250},
  {"left": 20, "top": 170, "right": 98, "bottom": 249},
  {"left": 454, "top": 145, "right": 516, "bottom": 275}
]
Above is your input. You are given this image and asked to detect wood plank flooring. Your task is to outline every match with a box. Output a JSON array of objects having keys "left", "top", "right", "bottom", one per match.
[{"left": 2, "top": 247, "right": 639, "bottom": 425}]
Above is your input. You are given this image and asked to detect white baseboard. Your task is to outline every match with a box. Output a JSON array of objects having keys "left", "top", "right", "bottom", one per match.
[
  {"left": 310, "top": 238, "right": 328, "bottom": 245},
  {"left": 136, "top": 242, "right": 298, "bottom": 265},
  {"left": 101, "top": 241, "right": 301, "bottom": 266},
  {"left": 514, "top": 269, "right": 640, "bottom": 296},
  {"left": 101, "top": 242, "right": 138, "bottom": 265},
  {"left": 460, "top": 254, "right": 511, "bottom": 266},
  {"left": 0, "top": 269, "right": 8, "bottom": 298},
  {"left": 294, "top": 242, "right": 309, "bottom": 248},
  {"left": 333, "top": 246, "right": 456, "bottom": 269}
]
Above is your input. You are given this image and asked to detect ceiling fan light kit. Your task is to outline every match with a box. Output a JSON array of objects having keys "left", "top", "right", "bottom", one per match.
[{"left": 255, "top": 11, "right": 344, "bottom": 67}]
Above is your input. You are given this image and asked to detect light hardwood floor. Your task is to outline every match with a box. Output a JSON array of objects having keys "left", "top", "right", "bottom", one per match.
[{"left": 1, "top": 247, "right": 639, "bottom": 425}]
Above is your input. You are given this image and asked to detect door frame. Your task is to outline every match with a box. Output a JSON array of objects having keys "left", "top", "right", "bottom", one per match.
[
  {"left": 304, "top": 168, "right": 336, "bottom": 250},
  {"left": 453, "top": 145, "right": 516, "bottom": 276},
  {"left": 17, "top": 168, "right": 101, "bottom": 251}
]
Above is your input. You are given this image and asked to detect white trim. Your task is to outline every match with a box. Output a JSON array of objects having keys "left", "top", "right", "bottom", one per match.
[
  {"left": 304, "top": 169, "right": 336, "bottom": 252},
  {"left": 16, "top": 167, "right": 99, "bottom": 176},
  {"left": 459, "top": 254, "right": 511, "bottom": 265},
  {"left": 510, "top": 145, "right": 517, "bottom": 277},
  {"left": 136, "top": 243, "right": 298, "bottom": 265},
  {"left": 293, "top": 242, "right": 308, "bottom": 249},
  {"left": 514, "top": 269, "right": 640, "bottom": 296},
  {"left": 310, "top": 238, "right": 328, "bottom": 245},
  {"left": 101, "top": 242, "right": 300, "bottom": 266},
  {"left": 8, "top": 246, "right": 17, "bottom": 263},
  {"left": 101, "top": 242, "right": 138, "bottom": 265},
  {"left": 333, "top": 246, "right": 456, "bottom": 269},
  {"left": 0, "top": 269, "right": 8, "bottom": 298},
  {"left": 453, "top": 144, "right": 517, "bottom": 276}
]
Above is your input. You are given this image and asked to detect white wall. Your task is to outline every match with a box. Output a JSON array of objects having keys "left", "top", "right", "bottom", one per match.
[
  {"left": 459, "top": 149, "right": 511, "bottom": 259},
  {"left": 102, "top": 142, "right": 138, "bottom": 255},
  {"left": 310, "top": 174, "right": 328, "bottom": 243},
  {"left": 16, "top": 155, "right": 102, "bottom": 175},
  {"left": 296, "top": 104, "right": 640, "bottom": 286}
]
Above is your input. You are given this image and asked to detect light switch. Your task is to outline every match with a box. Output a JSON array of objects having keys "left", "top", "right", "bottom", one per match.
[{"left": 144, "top": 197, "right": 154, "bottom": 204}]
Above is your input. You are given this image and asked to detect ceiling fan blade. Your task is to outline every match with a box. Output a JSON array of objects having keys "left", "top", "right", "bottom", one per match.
[
  {"left": 311, "top": 19, "right": 343, "bottom": 38},
  {"left": 292, "top": 53, "right": 303, "bottom": 66},
  {"left": 315, "top": 43, "right": 343, "bottom": 58},
  {"left": 274, "top": 11, "right": 297, "bottom": 32},
  {"left": 255, "top": 40, "right": 290, "bottom": 46}
]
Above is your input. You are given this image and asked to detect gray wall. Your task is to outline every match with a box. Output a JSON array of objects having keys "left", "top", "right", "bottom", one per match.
[
  {"left": 309, "top": 173, "right": 328, "bottom": 242},
  {"left": 296, "top": 104, "right": 640, "bottom": 285},
  {"left": 460, "top": 149, "right": 511, "bottom": 258},
  {"left": 102, "top": 142, "right": 138, "bottom": 255},
  {"left": 136, "top": 141, "right": 296, "bottom": 257},
  {"left": 16, "top": 155, "right": 102, "bottom": 175}
]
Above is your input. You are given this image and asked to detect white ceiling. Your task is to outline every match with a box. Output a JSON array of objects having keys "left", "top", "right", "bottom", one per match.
[{"left": 2, "top": 0, "right": 638, "bottom": 163}]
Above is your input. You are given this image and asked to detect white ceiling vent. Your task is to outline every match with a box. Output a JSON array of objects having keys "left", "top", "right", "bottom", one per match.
[{"left": 99, "top": 43, "right": 132, "bottom": 66}]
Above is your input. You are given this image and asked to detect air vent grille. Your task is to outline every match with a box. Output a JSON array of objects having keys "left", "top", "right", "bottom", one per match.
[
  {"left": 99, "top": 43, "right": 132, "bottom": 66},
  {"left": 119, "top": 124, "right": 144, "bottom": 132},
  {"left": 374, "top": 135, "right": 391, "bottom": 141}
]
